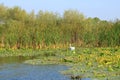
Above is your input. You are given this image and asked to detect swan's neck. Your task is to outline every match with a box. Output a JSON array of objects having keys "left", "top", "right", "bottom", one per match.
[{"left": 69, "top": 44, "right": 72, "bottom": 47}]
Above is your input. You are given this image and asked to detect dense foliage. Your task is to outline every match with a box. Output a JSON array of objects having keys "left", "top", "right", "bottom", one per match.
[{"left": 0, "top": 4, "right": 120, "bottom": 49}]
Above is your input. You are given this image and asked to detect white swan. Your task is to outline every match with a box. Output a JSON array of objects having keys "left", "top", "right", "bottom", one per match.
[{"left": 69, "top": 44, "right": 75, "bottom": 51}]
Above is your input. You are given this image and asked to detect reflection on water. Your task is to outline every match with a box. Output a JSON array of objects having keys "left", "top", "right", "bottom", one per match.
[
  {"left": 0, "top": 63, "right": 69, "bottom": 80},
  {"left": 0, "top": 56, "right": 34, "bottom": 64},
  {"left": 0, "top": 57, "right": 69, "bottom": 80},
  {"left": 0, "top": 57, "right": 90, "bottom": 80}
]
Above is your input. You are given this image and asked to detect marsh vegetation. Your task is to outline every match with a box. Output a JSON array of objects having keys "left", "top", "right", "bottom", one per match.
[
  {"left": 0, "top": 48, "right": 120, "bottom": 80},
  {"left": 0, "top": 4, "right": 120, "bottom": 80},
  {"left": 0, "top": 4, "right": 120, "bottom": 49}
]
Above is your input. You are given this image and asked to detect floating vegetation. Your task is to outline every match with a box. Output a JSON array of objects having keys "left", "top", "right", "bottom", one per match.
[
  {"left": 60, "top": 47, "right": 120, "bottom": 79},
  {"left": 0, "top": 48, "right": 120, "bottom": 79}
]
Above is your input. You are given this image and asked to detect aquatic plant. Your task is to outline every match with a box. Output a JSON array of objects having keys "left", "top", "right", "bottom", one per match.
[{"left": 0, "top": 47, "right": 119, "bottom": 79}]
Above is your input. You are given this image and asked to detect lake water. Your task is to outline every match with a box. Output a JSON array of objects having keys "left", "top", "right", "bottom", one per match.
[{"left": 0, "top": 56, "right": 90, "bottom": 80}]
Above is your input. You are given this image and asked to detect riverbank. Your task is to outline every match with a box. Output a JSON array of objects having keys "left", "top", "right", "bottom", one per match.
[{"left": 0, "top": 47, "right": 120, "bottom": 79}]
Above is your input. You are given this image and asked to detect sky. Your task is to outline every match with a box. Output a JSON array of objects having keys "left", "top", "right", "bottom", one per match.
[{"left": 0, "top": 0, "right": 120, "bottom": 21}]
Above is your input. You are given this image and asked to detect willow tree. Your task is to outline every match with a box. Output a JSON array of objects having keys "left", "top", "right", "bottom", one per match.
[{"left": 63, "top": 10, "right": 85, "bottom": 44}]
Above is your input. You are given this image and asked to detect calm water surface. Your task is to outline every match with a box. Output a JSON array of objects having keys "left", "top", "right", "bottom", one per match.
[{"left": 0, "top": 57, "right": 90, "bottom": 80}]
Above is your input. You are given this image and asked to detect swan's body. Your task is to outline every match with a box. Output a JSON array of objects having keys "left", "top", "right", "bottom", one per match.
[{"left": 69, "top": 44, "right": 75, "bottom": 51}]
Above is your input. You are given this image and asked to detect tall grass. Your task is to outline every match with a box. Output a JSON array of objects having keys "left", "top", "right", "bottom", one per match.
[{"left": 0, "top": 5, "right": 120, "bottom": 49}]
